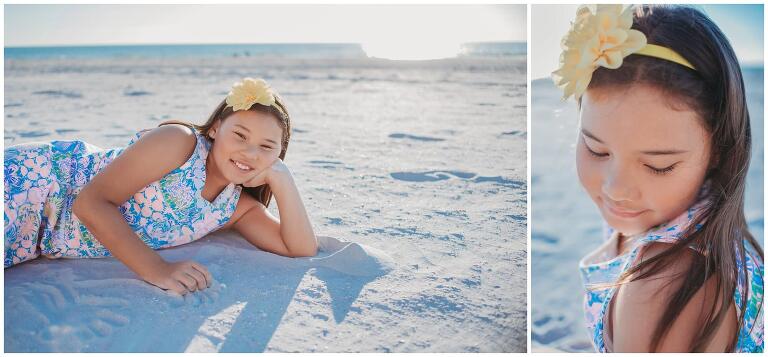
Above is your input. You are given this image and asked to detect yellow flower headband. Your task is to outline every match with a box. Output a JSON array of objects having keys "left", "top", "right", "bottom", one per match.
[
  {"left": 225, "top": 77, "right": 286, "bottom": 117},
  {"left": 552, "top": 4, "right": 697, "bottom": 100}
]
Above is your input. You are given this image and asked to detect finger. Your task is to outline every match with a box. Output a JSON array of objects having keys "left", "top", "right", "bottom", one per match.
[
  {"left": 191, "top": 262, "right": 213, "bottom": 288},
  {"left": 178, "top": 263, "right": 201, "bottom": 290},
  {"left": 186, "top": 268, "right": 207, "bottom": 291},
  {"left": 245, "top": 169, "right": 269, "bottom": 187},
  {"left": 171, "top": 280, "right": 188, "bottom": 296},
  {"left": 177, "top": 274, "right": 197, "bottom": 292}
]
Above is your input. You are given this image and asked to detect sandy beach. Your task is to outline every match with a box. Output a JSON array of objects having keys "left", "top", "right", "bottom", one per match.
[
  {"left": 4, "top": 51, "right": 526, "bottom": 352},
  {"left": 530, "top": 67, "right": 764, "bottom": 352}
]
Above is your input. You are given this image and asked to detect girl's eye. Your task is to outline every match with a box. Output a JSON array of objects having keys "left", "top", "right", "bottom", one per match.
[
  {"left": 235, "top": 132, "right": 246, "bottom": 140},
  {"left": 646, "top": 163, "right": 677, "bottom": 175},
  {"left": 261, "top": 145, "right": 274, "bottom": 150},
  {"left": 583, "top": 138, "right": 609, "bottom": 158}
]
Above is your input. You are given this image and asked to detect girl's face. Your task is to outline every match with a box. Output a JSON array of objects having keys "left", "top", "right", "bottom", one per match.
[
  {"left": 208, "top": 110, "right": 284, "bottom": 185},
  {"left": 576, "top": 85, "right": 712, "bottom": 235}
]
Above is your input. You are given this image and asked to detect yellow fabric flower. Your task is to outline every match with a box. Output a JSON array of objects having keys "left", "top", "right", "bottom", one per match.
[
  {"left": 226, "top": 77, "right": 277, "bottom": 112},
  {"left": 552, "top": 4, "right": 647, "bottom": 100}
]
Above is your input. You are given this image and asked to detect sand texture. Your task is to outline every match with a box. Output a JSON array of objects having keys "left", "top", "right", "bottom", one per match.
[{"left": 4, "top": 54, "right": 527, "bottom": 352}]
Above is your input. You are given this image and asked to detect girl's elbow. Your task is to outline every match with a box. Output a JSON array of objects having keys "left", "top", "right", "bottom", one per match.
[
  {"left": 290, "top": 238, "right": 318, "bottom": 257},
  {"left": 291, "top": 246, "right": 317, "bottom": 258}
]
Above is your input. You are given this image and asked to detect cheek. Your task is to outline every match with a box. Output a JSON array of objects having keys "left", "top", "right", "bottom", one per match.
[
  {"left": 647, "top": 168, "right": 706, "bottom": 214},
  {"left": 575, "top": 145, "right": 602, "bottom": 196},
  {"left": 253, "top": 149, "right": 281, "bottom": 169}
]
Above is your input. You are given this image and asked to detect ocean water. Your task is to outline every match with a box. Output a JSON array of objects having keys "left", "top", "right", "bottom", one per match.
[{"left": 4, "top": 42, "right": 525, "bottom": 60}]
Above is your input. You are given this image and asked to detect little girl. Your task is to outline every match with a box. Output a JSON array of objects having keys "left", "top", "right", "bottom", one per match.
[
  {"left": 552, "top": 5, "right": 763, "bottom": 352},
  {"left": 4, "top": 77, "right": 318, "bottom": 295}
]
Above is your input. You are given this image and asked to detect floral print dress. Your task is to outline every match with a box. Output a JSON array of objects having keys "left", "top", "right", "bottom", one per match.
[
  {"left": 579, "top": 199, "right": 764, "bottom": 352},
  {"left": 4, "top": 128, "right": 241, "bottom": 268}
]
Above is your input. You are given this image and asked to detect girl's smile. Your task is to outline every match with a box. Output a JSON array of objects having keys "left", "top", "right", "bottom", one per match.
[
  {"left": 231, "top": 159, "right": 254, "bottom": 172},
  {"left": 600, "top": 196, "right": 648, "bottom": 219}
]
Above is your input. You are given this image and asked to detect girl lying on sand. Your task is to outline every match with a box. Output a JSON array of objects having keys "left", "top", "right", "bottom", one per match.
[
  {"left": 5, "top": 78, "right": 318, "bottom": 295},
  {"left": 552, "top": 4, "right": 763, "bottom": 353}
]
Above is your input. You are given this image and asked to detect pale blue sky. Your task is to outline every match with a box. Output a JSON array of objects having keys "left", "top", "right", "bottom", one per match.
[
  {"left": 532, "top": 4, "right": 764, "bottom": 79},
  {"left": 5, "top": 4, "right": 526, "bottom": 47}
]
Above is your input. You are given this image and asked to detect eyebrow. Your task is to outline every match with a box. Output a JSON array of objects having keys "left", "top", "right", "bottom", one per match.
[
  {"left": 581, "top": 128, "right": 688, "bottom": 156},
  {"left": 234, "top": 124, "right": 279, "bottom": 145},
  {"left": 234, "top": 124, "right": 251, "bottom": 133}
]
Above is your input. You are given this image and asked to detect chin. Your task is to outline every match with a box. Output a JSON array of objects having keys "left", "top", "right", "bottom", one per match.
[{"left": 599, "top": 208, "right": 655, "bottom": 236}]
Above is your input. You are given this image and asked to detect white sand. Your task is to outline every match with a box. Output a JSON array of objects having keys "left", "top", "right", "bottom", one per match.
[
  {"left": 530, "top": 68, "right": 764, "bottom": 352},
  {"left": 4, "top": 54, "right": 527, "bottom": 352}
]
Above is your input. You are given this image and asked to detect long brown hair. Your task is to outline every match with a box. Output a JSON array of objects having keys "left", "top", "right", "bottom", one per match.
[
  {"left": 160, "top": 91, "right": 291, "bottom": 208},
  {"left": 581, "top": 5, "right": 762, "bottom": 351}
]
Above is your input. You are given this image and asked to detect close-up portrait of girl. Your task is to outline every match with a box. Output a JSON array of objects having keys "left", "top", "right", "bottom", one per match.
[{"left": 532, "top": 4, "right": 763, "bottom": 353}]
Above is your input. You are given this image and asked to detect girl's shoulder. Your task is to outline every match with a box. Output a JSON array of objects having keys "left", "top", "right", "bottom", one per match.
[
  {"left": 133, "top": 121, "right": 197, "bottom": 143},
  {"left": 610, "top": 242, "right": 736, "bottom": 351},
  {"left": 122, "top": 123, "right": 200, "bottom": 175}
]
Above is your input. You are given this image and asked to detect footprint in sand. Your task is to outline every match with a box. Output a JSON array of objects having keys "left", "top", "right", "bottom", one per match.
[
  {"left": 390, "top": 170, "right": 476, "bottom": 182},
  {"left": 499, "top": 130, "right": 526, "bottom": 138},
  {"left": 390, "top": 170, "right": 525, "bottom": 189},
  {"left": 17, "top": 130, "right": 51, "bottom": 138},
  {"left": 55, "top": 128, "right": 80, "bottom": 135},
  {"left": 388, "top": 133, "right": 445, "bottom": 142},
  {"left": 308, "top": 160, "right": 353, "bottom": 171},
  {"left": 123, "top": 88, "right": 153, "bottom": 97},
  {"left": 32, "top": 90, "right": 83, "bottom": 99}
]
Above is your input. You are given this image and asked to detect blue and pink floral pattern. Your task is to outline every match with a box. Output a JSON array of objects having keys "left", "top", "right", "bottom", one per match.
[
  {"left": 4, "top": 129, "right": 241, "bottom": 267},
  {"left": 579, "top": 199, "right": 763, "bottom": 352}
]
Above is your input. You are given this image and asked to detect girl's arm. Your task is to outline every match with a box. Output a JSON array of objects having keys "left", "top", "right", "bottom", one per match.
[
  {"left": 72, "top": 124, "right": 212, "bottom": 295},
  {"left": 610, "top": 243, "right": 737, "bottom": 352},
  {"left": 231, "top": 159, "right": 318, "bottom": 257}
]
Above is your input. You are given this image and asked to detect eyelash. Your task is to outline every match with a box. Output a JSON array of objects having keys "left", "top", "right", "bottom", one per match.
[
  {"left": 583, "top": 138, "right": 608, "bottom": 158},
  {"left": 582, "top": 138, "right": 677, "bottom": 175},
  {"left": 645, "top": 164, "right": 677, "bottom": 175}
]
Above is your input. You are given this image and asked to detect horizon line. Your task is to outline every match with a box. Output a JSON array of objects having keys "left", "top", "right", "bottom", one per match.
[{"left": 5, "top": 40, "right": 527, "bottom": 49}]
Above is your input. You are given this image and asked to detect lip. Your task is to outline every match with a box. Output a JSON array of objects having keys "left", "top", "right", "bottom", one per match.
[
  {"left": 602, "top": 198, "right": 647, "bottom": 218},
  {"left": 230, "top": 159, "right": 254, "bottom": 173}
]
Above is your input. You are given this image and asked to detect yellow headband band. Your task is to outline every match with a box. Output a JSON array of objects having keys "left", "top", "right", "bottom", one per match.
[{"left": 633, "top": 44, "right": 696, "bottom": 71}]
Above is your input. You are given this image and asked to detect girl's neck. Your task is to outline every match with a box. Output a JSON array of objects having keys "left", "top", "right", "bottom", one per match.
[{"left": 616, "top": 232, "right": 642, "bottom": 256}]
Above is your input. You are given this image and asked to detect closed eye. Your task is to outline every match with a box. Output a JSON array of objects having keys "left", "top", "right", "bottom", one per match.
[
  {"left": 582, "top": 136, "right": 608, "bottom": 158},
  {"left": 645, "top": 163, "right": 678, "bottom": 175},
  {"left": 234, "top": 132, "right": 246, "bottom": 140}
]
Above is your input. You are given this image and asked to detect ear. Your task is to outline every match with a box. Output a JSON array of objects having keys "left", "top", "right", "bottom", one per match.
[{"left": 209, "top": 120, "right": 221, "bottom": 139}]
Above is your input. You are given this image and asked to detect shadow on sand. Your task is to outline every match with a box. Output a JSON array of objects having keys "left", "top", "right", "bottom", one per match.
[{"left": 4, "top": 233, "right": 395, "bottom": 352}]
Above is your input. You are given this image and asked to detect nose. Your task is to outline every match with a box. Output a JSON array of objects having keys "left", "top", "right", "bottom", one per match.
[
  {"left": 601, "top": 161, "right": 640, "bottom": 202},
  {"left": 242, "top": 146, "right": 261, "bottom": 166}
]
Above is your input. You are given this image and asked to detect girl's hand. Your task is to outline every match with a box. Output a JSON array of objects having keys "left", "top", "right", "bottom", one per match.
[
  {"left": 144, "top": 260, "right": 212, "bottom": 295},
  {"left": 243, "top": 158, "right": 291, "bottom": 188}
]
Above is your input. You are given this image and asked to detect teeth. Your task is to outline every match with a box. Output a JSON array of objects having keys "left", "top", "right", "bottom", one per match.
[{"left": 232, "top": 160, "right": 252, "bottom": 171}]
